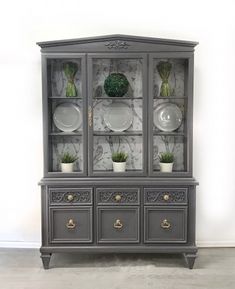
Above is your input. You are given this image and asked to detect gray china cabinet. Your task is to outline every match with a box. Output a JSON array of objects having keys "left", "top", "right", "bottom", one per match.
[{"left": 37, "top": 34, "right": 198, "bottom": 269}]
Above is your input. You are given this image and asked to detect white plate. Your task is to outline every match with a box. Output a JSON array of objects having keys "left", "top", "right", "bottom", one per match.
[
  {"left": 53, "top": 103, "right": 82, "bottom": 132},
  {"left": 153, "top": 103, "right": 182, "bottom": 132},
  {"left": 103, "top": 102, "right": 133, "bottom": 132}
]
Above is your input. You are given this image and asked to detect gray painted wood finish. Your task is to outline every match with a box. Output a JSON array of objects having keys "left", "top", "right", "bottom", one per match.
[
  {"left": 144, "top": 206, "right": 187, "bottom": 243},
  {"left": 37, "top": 34, "right": 198, "bottom": 269},
  {"left": 49, "top": 207, "right": 93, "bottom": 243},
  {"left": 97, "top": 207, "right": 140, "bottom": 243}
]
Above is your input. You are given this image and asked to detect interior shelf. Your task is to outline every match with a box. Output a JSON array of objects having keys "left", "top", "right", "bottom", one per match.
[
  {"left": 153, "top": 131, "right": 185, "bottom": 136},
  {"left": 48, "top": 171, "right": 82, "bottom": 174},
  {"left": 93, "top": 170, "right": 143, "bottom": 174},
  {"left": 49, "top": 132, "right": 83, "bottom": 136},
  {"left": 93, "top": 131, "right": 143, "bottom": 136},
  {"left": 49, "top": 97, "right": 83, "bottom": 99},
  {"left": 155, "top": 96, "right": 187, "bottom": 99},
  {"left": 93, "top": 97, "right": 143, "bottom": 100}
]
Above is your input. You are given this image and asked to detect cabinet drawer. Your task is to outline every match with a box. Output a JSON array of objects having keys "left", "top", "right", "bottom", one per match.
[
  {"left": 144, "top": 206, "right": 187, "bottom": 243},
  {"left": 97, "top": 207, "right": 139, "bottom": 243},
  {"left": 49, "top": 188, "right": 93, "bottom": 205},
  {"left": 144, "top": 188, "right": 188, "bottom": 205},
  {"left": 49, "top": 207, "right": 92, "bottom": 243},
  {"left": 96, "top": 188, "right": 140, "bottom": 205}
]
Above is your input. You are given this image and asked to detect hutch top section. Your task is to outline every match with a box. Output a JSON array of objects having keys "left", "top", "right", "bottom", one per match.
[
  {"left": 37, "top": 34, "right": 198, "bottom": 53},
  {"left": 37, "top": 35, "right": 198, "bottom": 178}
]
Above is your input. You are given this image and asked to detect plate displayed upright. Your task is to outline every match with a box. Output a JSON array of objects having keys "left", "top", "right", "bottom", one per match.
[
  {"left": 53, "top": 103, "right": 82, "bottom": 132},
  {"left": 103, "top": 102, "right": 133, "bottom": 132},
  {"left": 153, "top": 103, "right": 182, "bottom": 132}
]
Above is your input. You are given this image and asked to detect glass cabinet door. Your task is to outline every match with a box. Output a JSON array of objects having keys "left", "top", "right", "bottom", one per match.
[
  {"left": 88, "top": 54, "right": 147, "bottom": 176},
  {"left": 43, "top": 54, "right": 87, "bottom": 176},
  {"left": 149, "top": 53, "right": 193, "bottom": 176}
]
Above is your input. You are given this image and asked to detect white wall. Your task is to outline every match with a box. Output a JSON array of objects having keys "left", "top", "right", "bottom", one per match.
[{"left": 0, "top": 0, "right": 235, "bottom": 248}]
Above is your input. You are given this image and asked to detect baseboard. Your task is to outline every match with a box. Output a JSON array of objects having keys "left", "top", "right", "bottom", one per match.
[
  {"left": 0, "top": 241, "right": 234, "bottom": 249},
  {"left": 0, "top": 242, "right": 41, "bottom": 248},
  {"left": 197, "top": 241, "right": 235, "bottom": 247}
]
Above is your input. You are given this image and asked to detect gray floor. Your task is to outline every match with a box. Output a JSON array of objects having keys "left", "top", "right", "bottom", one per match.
[{"left": 0, "top": 248, "right": 234, "bottom": 289}]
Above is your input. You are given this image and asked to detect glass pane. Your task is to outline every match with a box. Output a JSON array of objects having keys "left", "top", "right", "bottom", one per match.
[
  {"left": 93, "top": 135, "right": 143, "bottom": 172},
  {"left": 153, "top": 135, "right": 186, "bottom": 172},
  {"left": 153, "top": 98, "right": 185, "bottom": 134},
  {"left": 92, "top": 58, "right": 143, "bottom": 98},
  {"left": 49, "top": 136, "right": 83, "bottom": 173},
  {"left": 152, "top": 58, "right": 188, "bottom": 173},
  {"left": 153, "top": 59, "right": 187, "bottom": 98},
  {"left": 91, "top": 57, "right": 144, "bottom": 173},
  {"left": 47, "top": 59, "right": 82, "bottom": 98},
  {"left": 49, "top": 99, "right": 83, "bottom": 134},
  {"left": 93, "top": 99, "right": 142, "bottom": 132},
  {"left": 46, "top": 58, "right": 84, "bottom": 174}
]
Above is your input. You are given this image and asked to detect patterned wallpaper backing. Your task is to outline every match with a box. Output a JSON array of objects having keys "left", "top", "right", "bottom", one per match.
[{"left": 48, "top": 58, "right": 186, "bottom": 172}]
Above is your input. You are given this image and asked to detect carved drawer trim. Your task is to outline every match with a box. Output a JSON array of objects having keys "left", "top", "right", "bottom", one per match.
[
  {"left": 49, "top": 188, "right": 93, "bottom": 205},
  {"left": 144, "top": 188, "right": 188, "bottom": 205},
  {"left": 96, "top": 188, "right": 140, "bottom": 205}
]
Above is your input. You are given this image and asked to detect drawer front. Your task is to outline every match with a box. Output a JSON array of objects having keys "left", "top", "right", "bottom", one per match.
[
  {"left": 144, "top": 206, "right": 187, "bottom": 243},
  {"left": 49, "top": 207, "right": 92, "bottom": 243},
  {"left": 97, "top": 207, "right": 139, "bottom": 243},
  {"left": 96, "top": 188, "right": 140, "bottom": 205},
  {"left": 49, "top": 188, "right": 93, "bottom": 205},
  {"left": 144, "top": 188, "right": 188, "bottom": 205}
]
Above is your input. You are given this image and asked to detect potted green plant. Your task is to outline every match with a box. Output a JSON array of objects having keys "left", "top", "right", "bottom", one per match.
[
  {"left": 60, "top": 152, "right": 78, "bottom": 173},
  {"left": 158, "top": 152, "right": 174, "bottom": 172},
  {"left": 112, "top": 151, "right": 128, "bottom": 172}
]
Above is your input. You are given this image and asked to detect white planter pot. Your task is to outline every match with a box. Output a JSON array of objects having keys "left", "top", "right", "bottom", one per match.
[
  {"left": 61, "top": 162, "right": 74, "bottom": 173},
  {"left": 113, "top": 162, "right": 126, "bottom": 172},
  {"left": 159, "top": 162, "right": 173, "bottom": 173}
]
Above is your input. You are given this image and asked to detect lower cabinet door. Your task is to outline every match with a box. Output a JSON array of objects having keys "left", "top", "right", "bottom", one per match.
[
  {"left": 144, "top": 206, "right": 187, "bottom": 243},
  {"left": 97, "top": 207, "right": 139, "bottom": 243},
  {"left": 49, "top": 207, "right": 92, "bottom": 243}
]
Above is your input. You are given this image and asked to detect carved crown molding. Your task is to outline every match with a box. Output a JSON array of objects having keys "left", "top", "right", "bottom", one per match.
[{"left": 105, "top": 40, "right": 130, "bottom": 50}]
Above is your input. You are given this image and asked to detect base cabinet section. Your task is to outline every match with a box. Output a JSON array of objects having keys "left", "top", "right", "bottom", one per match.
[
  {"left": 41, "top": 184, "right": 197, "bottom": 269},
  {"left": 49, "top": 207, "right": 93, "bottom": 243},
  {"left": 144, "top": 207, "right": 187, "bottom": 243},
  {"left": 97, "top": 207, "right": 139, "bottom": 243}
]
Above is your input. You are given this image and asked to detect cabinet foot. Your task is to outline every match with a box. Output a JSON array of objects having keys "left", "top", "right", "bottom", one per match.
[
  {"left": 41, "top": 253, "right": 52, "bottom": 269},
  {"left": 183, "top": 253, "right": 197, "bottom": 269}
]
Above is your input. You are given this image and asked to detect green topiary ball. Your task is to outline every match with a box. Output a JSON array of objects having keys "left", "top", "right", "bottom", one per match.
[{"left": 104, "top": 73, "right": 129, "bottom": 97}]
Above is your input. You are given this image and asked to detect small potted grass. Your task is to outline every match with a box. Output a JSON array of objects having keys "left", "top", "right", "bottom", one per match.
[
  {"left": 60, "top": 152, "right": 78, "bottom": 173},
  {"left": 158, "top": 152, "right": 174, "bottom": 173},
  {"left": 112, "top": 151, "right": 128, "bottom": 172}
]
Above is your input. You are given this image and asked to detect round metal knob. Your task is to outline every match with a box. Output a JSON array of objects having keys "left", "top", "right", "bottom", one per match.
[
  {"left": 66, "top": 219, "right": 76, "bottom": 229},
  {"left": 115, "top": 194, "right": 122, "bottom": 202},
  {"left": 67, "top": 194, "right": 74, "bottom": 202},
  {"left": 163, "top": 194, "right": 170, "bottom": 201}
]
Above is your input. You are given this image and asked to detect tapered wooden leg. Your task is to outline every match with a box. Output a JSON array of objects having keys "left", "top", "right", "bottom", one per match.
[
  {"left": 41, "top": 253, "right": 52, "bottom": 269},
  {"left": 183, "top": 253, "right": 197, "bottom": 269}
]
